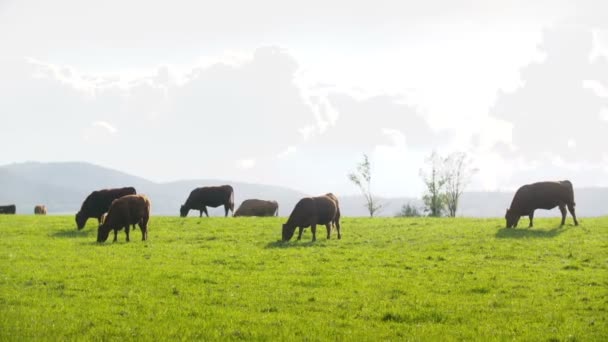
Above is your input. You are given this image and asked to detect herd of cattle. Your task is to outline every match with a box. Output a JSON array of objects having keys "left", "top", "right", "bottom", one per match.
[{"left": 0, "top": 180, "right": 580, "bottom": 242}]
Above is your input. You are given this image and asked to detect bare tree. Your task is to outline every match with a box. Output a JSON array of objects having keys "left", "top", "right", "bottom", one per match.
[
  {"left": 444, "top": 152, "right": 478, "bottom": 217},
  {"left": 420, "top": 151, "right": 447, "bottom": 217},
  {"left": 348, "top": 154, "right": 383, "bottom": 217}
]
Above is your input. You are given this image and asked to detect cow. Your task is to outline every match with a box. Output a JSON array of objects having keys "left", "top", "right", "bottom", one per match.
[
  {"left": 34, "top": 205, "right": 47, "bottom": 215},
  {"left": 75, "top": 187, "right": 136, "bottom": 230},
  {"left": 97, "top": 194, "right": 150, "bottom": 243},
  {"left": 324, "top": 193, "right": 342, "bottom": 232},
  {"left": 0, "top": 204, "right": 16, "bottom": 214},
  {"left": 505, "top": 180, "right": 579, "bottom": 228},
  {"left": 180, "top": 185, "right": 234, "bottom": 217},
  {"left": 234, "top": 199, "right": 279, "bottom": 217},
  {"left": 282, "top": 194, "right": 342, "bottom": 242}
]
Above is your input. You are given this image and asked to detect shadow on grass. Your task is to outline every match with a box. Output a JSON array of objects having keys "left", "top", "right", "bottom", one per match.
[
  {"left": 264, "top": 240, "right": 319, "bottom": 249},
  {"left": 50, "top": 229, "right": 91, "bottom": 238},
  {"left": 495, "top": 225, "right": 571, "bottom": 239}
]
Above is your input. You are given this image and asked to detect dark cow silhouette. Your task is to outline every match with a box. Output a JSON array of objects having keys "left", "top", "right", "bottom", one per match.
[
  {"left": 505, "top": 180, "right": 579, "bottom": 228},
  {"left": 234, "top": 199, "right": 278, "bottom": 217},
  {"left": 34, "top": 205, "right": 47, "bottom": 215},
  {"left": 97, "top": 194, "right": 150, "bottom": 243},
  {"left": 0, "top": 204, "right": 16, "bottom": 214},
  {"left": 282, "top": 194, "right": 341, "bottom": 241},
  {"left": 180, "top": 185, "right": 234, "bottom": 217},
  {"left": 75, "top": 187, "right": 136, "bottom": 230}
]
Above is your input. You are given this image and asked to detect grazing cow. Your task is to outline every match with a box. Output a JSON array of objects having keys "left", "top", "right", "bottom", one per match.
[
  {"left": 505, "top": 180, "right": 579, "bottom": 228},
  {"left": 34, "top": 205, "right": 47, "bottom": 215},
  {"left": 324, "top": 193, "right": 341, "bottom": 232},
  {"left": 234, "top": 199, "right": 279, "bottom": 217},
  {"left": 180, "top": 185, "right": 234, "bottom": 217},
  {"left": 282, "top": 194, "right": 342, "bottom": 242},
  {"left": 75, "top": 187, "right": 136, "bottom": 230},
  {"left": 97, "top": 194, "right": 150, "bottom": 243},
  {"left": 0, "top": 204, "right": 16, "bottom": 214}
]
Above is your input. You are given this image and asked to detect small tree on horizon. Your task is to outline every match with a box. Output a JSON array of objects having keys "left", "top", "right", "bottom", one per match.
[
  {"left": 348, "top": 154, "right": 383, "bottom": 217},
  {"left": 395, "top": 202, "right": 422, "bottom": 217},
  {"left": 444, "top": 152, "right": 478, "bottom": 217},
  {"left": 420, "top": 151, "right": 447, "bottom": 217}
]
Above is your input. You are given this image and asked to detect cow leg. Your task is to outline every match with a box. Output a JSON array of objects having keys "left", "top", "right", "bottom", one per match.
[
  {"left": 113, "top": 229, "right": 118, "bottom": 242},
  {"left": 140, "top": 215, "right": 149, "bottom": 241},
  {"left": 125, "top": 225, "right": 130, "bottom": 242},
  {"left": 559, "top": 204, "right": 567, "bottom": 226},
  {"left": 139, "top": 222, "right": 147, "bottom": 241},
  {"left": 297, "top": 227, "right": 304, "bottom": 240},
  {"left": 567, "top": 203, "right": 579, "bottom": 226},
  {"left": 528, "top": 211, "right": 534, "bottom": 228},
  {"left": 326, "top": 223, "right": 331, "bottom": 239},
  {"left": 311, "top": 224, "right": 317, "bottom": 242},
  {"left": 199, "top": 209, "right": 203, "bottom": 218},
  {"left": 335, "top": 220, "right": 342, "bottom": 240},
  {"left": 140, "top": 223, "right": 146, "bottom": 241},
  {"left": 203, "top": 207, "right": 209, "bottom": 217}
]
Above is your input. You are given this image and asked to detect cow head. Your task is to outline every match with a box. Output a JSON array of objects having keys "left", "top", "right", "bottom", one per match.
[
  {"left": 97, "top": 223, "right": 111, "bottom": 243},
  {"left": 179, "top": 205, "right": 189, "bottom": 217},
  {"left": 75, "top": 211, "right": 87, "bottom": 230},
  {"left": 282, "top": 223, "right": 296, "bottom": 241},
  {"left": 505, "top": 209, "right": 520, "bottom": 228}
]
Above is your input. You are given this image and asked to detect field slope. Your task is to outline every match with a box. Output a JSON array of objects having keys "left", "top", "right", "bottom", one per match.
[{"left": 0, "top": 216, "right": 606, "bottom": 340}]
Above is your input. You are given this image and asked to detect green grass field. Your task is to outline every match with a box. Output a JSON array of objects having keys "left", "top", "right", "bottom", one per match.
[{"left": 0, "top": 215, "right": 606, "bottom": 341}]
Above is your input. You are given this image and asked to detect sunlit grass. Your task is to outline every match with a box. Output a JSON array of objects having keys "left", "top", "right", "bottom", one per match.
[{"left": 0, "top": 215, "right": 606, "bottom": 340}]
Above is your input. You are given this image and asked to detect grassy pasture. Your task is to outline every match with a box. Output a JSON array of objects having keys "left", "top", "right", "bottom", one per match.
[{"left": 0, "top": 215, "right": 606, "bottom": 341}]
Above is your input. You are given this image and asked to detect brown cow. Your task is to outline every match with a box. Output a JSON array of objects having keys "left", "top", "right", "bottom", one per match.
[
  {"left": 505, "top": 180, "right": 579, "bottom": 228},
  {"left": 282, "top": 194, "right": 342, "bottom": 241},
  {"left": 234, "top": 199, "right": 278, "bottom": 217},
  {"left": 180, "top": 185, "right": 234, "bottom": 217},
  {"left": 34, "top": 205, "right": 47, "bottom": 215},
  {"left": 97, "top": 194, "right": 150, "bottom": 243}
]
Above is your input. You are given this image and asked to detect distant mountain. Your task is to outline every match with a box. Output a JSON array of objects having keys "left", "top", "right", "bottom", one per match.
[
  {"left": 1, "top": 162, "right": 607, "bottom": 218},
  {"left": 0, "top": 162, "right": 306, "bottom": 216}
]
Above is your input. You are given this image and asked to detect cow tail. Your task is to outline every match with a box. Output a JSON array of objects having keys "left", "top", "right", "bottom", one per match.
[{"left": 230, "top": 190, "right": 235, "bottom": 214}]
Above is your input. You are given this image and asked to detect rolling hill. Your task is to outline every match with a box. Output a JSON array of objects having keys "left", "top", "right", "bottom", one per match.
[{"left": 1, "top": 161, "right": 607, "bottom": 218}]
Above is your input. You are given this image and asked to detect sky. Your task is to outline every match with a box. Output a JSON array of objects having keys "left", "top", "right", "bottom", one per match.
[{"left": 0, "top": 0, "right": 607, "bottom": 197}]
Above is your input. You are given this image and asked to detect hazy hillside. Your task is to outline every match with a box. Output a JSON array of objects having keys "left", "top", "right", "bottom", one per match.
[
  {"left": 1, "top": 162, "right": 607, "bottom": 218},
  {"left": 0, "top": 162, "right": 306, "bottom": 216}
]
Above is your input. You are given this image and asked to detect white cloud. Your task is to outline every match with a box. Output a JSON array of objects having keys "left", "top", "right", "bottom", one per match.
[
  {"left": 237, "top": 159, "right": 256, "bottom": 169},
  {"left": 491, "top": 26, "right": 608, "bottom": 162},
  {"left": 277, "top": 146, "right": 297, "bottom": 159},
  {"left": 92, "top": 121, "right": 117, "bottom": 134},
  {"left": 600, "top": 107, "right": 608, "bottom": 121}
]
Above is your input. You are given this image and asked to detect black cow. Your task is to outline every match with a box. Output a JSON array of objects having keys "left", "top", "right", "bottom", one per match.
[
  {"left": 75, "top": 187, "right": 137, "bottom": 230},
  {"left": 505, "top": 180, "right": 579, "bottom": 228},
  {"left": 0, "top": 204, "right": 16, "bottom": 214},
  {"left": 180, "top": 185, "right": 234, "bottom": 217}
]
